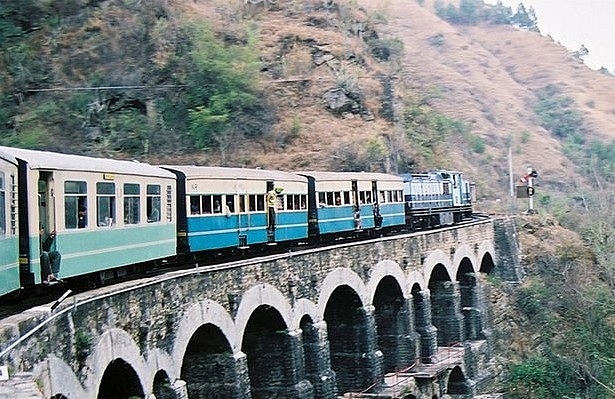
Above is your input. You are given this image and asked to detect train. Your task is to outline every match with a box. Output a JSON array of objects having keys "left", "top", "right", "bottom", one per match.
[{"left": 0, "top": 146, "right": 474, "bottom": 300}]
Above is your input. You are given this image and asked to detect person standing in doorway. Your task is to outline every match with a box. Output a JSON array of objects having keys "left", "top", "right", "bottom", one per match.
[{"left": 40, "top": 226, "right": 61, "bottom": 284}]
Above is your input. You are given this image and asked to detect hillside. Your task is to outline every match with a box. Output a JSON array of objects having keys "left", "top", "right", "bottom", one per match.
[
  {"left": 3, "top": 0, "right": 615, "bottom": 206},
  {"left": 3, "top": 0, "right": 615, "bottom": 396}
]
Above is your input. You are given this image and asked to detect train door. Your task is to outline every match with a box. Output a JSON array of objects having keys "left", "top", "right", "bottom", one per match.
[
  {"left": 236, "top": 178, "right": 249, "bottom": 248},
  {"left": 451, "top": 173, "right": 462, "bottom": 206},
  {"left": 266, "top": 181, "right": 275, "bottom": 242},
  {"left": 351, "top": 180, "right": 361, "bottom": 230},
  {"left": 371, "top": 180, "right": 382, "bottom": 229},
  {"left": 38, "top": 171, "right": 56, "bottom": 239},
  {"left": 38, "top": 171, "right": 57, "bottom": 282}
]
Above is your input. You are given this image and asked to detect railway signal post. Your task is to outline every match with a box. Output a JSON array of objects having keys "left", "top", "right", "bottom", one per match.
[{"left": 516, "top": 167, "right": 538, "bottom": 214}]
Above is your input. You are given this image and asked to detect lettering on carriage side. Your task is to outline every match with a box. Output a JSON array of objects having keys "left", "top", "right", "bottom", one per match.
[{"left": 103, "top": 173, "right": 115, "bottom": 181}]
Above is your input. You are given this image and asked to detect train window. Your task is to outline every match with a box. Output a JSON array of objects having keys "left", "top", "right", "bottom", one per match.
[
  {"left": 212, "top": 195, "right": 223, "bottom": 214},
  {"left": 300, "top": 195, "right": 307, "bottom": 209},
  {"left": 286, "top": 195, "right": 294, "bottom": 210},
  {"left": 124, "top": 183, "right": 140, "bottom": 225},
  {"left": 239, "top": 195, "right": 246, "bottom": 213},
  {"left": 65, "top": 181, "right": 87, "bottom": 229},
  {"left": 387, "top": 191, "right": 393, "bottom": 203},
  {"left": 326, "top": 192, "right": 334, "bottom": 206},
  {"left": 257, "top": 195, "right": 264, "bottom": 212},
  {"left": 343, "top": 191, "right": 350, "bottom": 205},
  {"left": 248, "top": 195, "right": 256, "bottom": 212},
  {"left": 359, "top": 191, "right": 365, "bottom": 204},
  {"left": 0, "top": 173, "right": 5, "bottom": 235},
  {"left": 365, "top": 191, "right": 372, "bottom": 204},
  {"left": 96, "top": 182, "right": 115, "bottom": 227},
  {"left": 226, "top": 195, "right": 235, "bottom": 213},
  {"left": 147, "top": 185, "right": 161, "bottom": 222},
  {"left": 443, "top": 182, "right": 451, "bottom": 195},
  {"left": 202, "top": 195, "right": 212, "bottom": 214},
  {"left": 380, "top": 191, "right": 386, "bottom": 202},
  {"left": 276, "top": 194, "right": 284, "bottom": 211},
  {"left": 294, "top": 195, "right": 301, "bottom": 210},
  {"left": 318, "top": 192, "right": 326, "bottom": 206},
  {"left": 190, "top": 196, "right": 201, "bottom": 214}
]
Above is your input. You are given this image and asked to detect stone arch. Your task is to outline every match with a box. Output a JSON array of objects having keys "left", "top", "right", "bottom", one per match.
[
  {"left": 367, "top": 259, "right": 408, "bottom": 302},
  {"left": 153, "top": 369, "right": 176, "bottom": 399},
  {"left": 172, "top": 298, "right": 237, "bottom": 375},
  {"left": 292, "top": 297, "right": 320, "bottom": 330},
  {"left": 406, "top": 270, "right": 427, "bottom": 294},
  {"left": 235, "top": 283, "right": 293, "bottom": 349},
  {"left": 428, "top": 263, "right": 464, "bottom": 346},
  {"left": 423, "top": 249, "right": 454, "bottom": 281},
  {"left": 318, "top": 267, "right": 368, "bottom": 317},
  {"left": 86, "top": 328, "right": 148, "bottom": 396},
  {"left": 37, "top": 355, "right": 86, "bottom": 398},
  {"left": 97, "top": 358, "right": 145, "bottom": 399},
  {"left": 451, "top": 244, "right": 478, "bottom": 275},
  {"left": 477, "top": 240, "right": 496, "bottom": 274},
  {"left": 446, "top": 365, "right": 470, "bottom": 394}
]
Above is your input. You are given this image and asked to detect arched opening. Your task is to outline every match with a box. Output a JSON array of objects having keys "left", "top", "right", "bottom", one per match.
[
  {"left": 374, "top": 276, "right": 415, "bottom": 372},
  {"left": 479, "top": 252, "right": 495, "bottom": 274},
  {"left": 242, "top": 305, "right": 304, "bottom": 399},
  {"left": 324, "top": 285, "right": 379, "bottom": 394},
  {"left": 447, "top": 366, "right": 470, "bottom": 394},
  {"left": 97, "top": 358, "right": 144, "bottom": 399},
  {"left": 153, "top": 370, "right": 177, "bottom": 399},
  {"left": 181, "top": 323, "right": 237, "bottom": 398}
]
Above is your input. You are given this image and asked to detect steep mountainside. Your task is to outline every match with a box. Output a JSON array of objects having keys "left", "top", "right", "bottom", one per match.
[{"left": 4, "top": 0, "right": 615, "bottom": 205}]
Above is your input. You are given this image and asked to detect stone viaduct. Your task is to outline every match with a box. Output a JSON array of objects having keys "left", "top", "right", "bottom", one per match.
[{"left": 0, "top": 218, "right": 512, "bottom": 399}]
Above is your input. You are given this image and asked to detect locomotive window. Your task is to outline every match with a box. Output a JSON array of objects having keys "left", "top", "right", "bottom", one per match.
[
  {"left": 190, "top": 195, "right": 201, "bottom": 214},
  {"left": 124, "top": 183, "right": 140, "bottom": 225},
  {"left": 65, "top": 181, "right": 87, "bottom": 229},
  {"left": 443, "top": 182, "right": 450, "bottom": 195},
  {"left": 96, "top": 182, "right": 115, "bottom": 227},
  {"left": 202, "top": 195, "right": 212, "bottom": 214},
  {"left": 147, "top": 184, "right": 161, "bottom": 222},
  {"left": 0, "top": 173, "right": 5, "bottom": 235}
]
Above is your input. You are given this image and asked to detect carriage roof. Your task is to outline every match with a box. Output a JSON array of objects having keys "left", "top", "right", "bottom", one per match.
[
  {"left": 297, "top": 171, "right": 403, "bottom": 183},
  {"left": 162, "top": 165, "right": 307, "bottom": 183},
  {"left": 0, "top": 146, "right": 174, "bottom": 178}
]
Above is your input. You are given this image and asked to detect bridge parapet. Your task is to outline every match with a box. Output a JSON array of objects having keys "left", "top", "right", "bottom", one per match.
[{"left": 0, "top": 219, "right": 500, "bottom": 398}]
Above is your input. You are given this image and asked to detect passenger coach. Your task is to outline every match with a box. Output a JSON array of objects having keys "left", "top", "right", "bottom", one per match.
[
  {"left": 0, "top": 150, "right": 19, "bottom": 298},
  {"left": 298, "top": 171, "right": 405, "bottom": 238},
  {"left": 162, "top": 166, "right": 308, "bottom": 255},
  {"left": 0, "top": 147, "right": 177, "bottom": 287}
]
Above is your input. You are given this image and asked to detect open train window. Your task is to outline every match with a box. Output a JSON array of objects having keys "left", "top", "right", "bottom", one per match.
[
  {"left": 65, "top": 181, "right": 87, "bottom": 229},
  {"left": 189, "top": 195, "right": 200, "bottom": 214},
  {"left": 124, "top": 183, "right": 140, "bottom": 225},
  {"left": 96, "top": 182, "right": 115, "bottom": 227},
  {"left": 147, "top": 184, "right": 161, "bottom": 222}
]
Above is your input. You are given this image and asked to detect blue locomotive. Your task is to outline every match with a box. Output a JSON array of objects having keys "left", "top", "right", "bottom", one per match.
[{"left": 0, "top": 146, "right": 474, "bottom": 300}]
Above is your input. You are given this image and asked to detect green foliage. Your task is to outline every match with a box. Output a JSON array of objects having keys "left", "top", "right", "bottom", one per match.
[
  {"left": 400, "top": 96, "right": 467, "bottom": 165},
  {"left": 366, "top": 38, "right": 403, "bottom": 62},
  {"left": 506, "top": 355, "right": 578, "bottom": 399},
  {"left": 469, "top": 134, "right": 485, "bottom": 153},
  {"left": 510, "top": 3, "right": 539, "bottom": 31},
  {"left": 534, "top": 85, "right": 585, "bottom": 142},
  {"left": 180, "top": 22, "right": 267, "bottom": 151}
]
